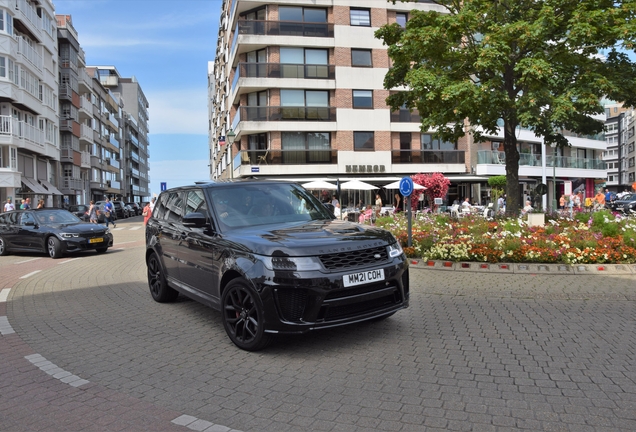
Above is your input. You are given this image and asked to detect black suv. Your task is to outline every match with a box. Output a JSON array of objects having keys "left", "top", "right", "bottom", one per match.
[
  {"left": 610, "top": 193, "right": 636, "bottom": 213},
  {"left": 145, "top": 180, "right": 409, "bottom": 351}
]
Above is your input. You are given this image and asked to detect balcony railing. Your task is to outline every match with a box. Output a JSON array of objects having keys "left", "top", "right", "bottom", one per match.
[
  {"left": 477, "top": 151, "right": 606, "bottom": 169},
  {"left": 232, "top": 63, "right": 335, "bottom": 94},
  {"left": 236, "top": 106, "right": 336, "bottom": 123},
  {"left": 391, "top": 150, "right": 465, "bottom": 164},
  {"left": 238, "top": 149, "right": 337, "bottom": 166},
  {"left": 390, "top": 109, "right": 421, "bottom": 123},
  {"left": 236, "top": 20, "right": 334, "bottom": 38}
]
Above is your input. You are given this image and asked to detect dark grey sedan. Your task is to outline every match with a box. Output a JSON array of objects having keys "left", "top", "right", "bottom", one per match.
[{"left": 0, "top": 209, "right": 113, "bottom": 259}]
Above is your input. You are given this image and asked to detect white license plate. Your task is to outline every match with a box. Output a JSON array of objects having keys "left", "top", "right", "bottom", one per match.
[
  {"left": 89, "top": 238, "right": 104, "bottom": 244},
  {"left": 343, "top": 269, "right": 385, "bottom": 287}
]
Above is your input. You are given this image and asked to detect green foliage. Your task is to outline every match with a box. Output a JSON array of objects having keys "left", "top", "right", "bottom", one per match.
[
  {"left": 488, "top": 176, "right": 507, "bottom": 190},
  {"left": 375, "top": 0, "right": 636, "bottom": 215}
]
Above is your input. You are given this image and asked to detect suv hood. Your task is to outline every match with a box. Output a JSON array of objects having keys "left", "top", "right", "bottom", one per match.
[{"left": 225, "top": 219, "right": 397, "bottom": 256}]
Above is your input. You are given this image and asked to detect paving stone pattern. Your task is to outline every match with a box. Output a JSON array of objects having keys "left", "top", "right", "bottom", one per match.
[{"left": 1, "top": 221, "right": 635, "bottom": 431}]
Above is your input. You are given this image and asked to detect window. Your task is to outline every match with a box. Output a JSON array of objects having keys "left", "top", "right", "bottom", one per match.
[
  {"left": 354, "top": 131, "right": 374, "bottom": 151},
  {"left": 282, "top": 132, "right": 331, "bottom": 164},
  {"left": 280, "top": 48, "right": 329, "bottom": 78},
  {"left": 0, "top": 56, "right": 5, "bottom": 78},
  {"left": 281, "top": 90, "right": 328, "bottom": 107},
  {"left": 350, "top": 8, "right": 371, "bottom": 26},
  {"left": 351, "top": 49, "right": 372, "bottom": 67},
  {"left": 279, "top": 6, "right": 327, "bottom": 22},
  {"left": 396, "top": 12, "right": 408, "bottom": 28},
  {"left": 421, "top": 134, "right": 456, "bottom": 150},
  {"left": 353, "top": 90, "right": 373, "bottom": 108}
]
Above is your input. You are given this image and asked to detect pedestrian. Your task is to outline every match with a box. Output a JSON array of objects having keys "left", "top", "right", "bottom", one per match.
[
  {"left": 604, "top": 188, "right": 612, "bottom": 203},
  {"left": 393, "top": 193, "right": 402, "bottom": 213},
  {"left": 375, "top": 193, "right": 382, "bottom": 217},
  {"left": 142, "top": 201, "right": 152, "bottom": 225},
  {"left": 559, "top": 195, "right": 565, "bottom": 210},
  {"left": 331, "top": 195, "right": 339, "bottom": 207},
  {"left": 37, "top": 199, "right": 44, "bottom": 209},
  {"left": 88, "top": 200, "right": 98, "bottom": 224},
  {"left": 149, "top": 197, "right": 156, "bottom": 212},
  {"left": 3, "top": 197, "right": 14, "bottom": 212},
  {"left": 103, "top": 197, "right": 116, "bottom": 228},
  {"left": 594, "top": 190, "right": 605, "bottom": 210}
]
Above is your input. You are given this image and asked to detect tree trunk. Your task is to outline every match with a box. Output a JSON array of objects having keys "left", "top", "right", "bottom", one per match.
[{"left": 503, "top": 122, "right": 520, "bottom": 216}]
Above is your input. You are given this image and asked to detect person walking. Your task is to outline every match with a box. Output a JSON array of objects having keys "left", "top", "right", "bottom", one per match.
[
  {"left": 393, "top": 193, "right": 402, "bottom": 213},
  {"left": 3, "top": 197, "right": 14, "bottom": 212},
  {"left": 103, "top": 198, "right": 116, "bottom": 228},
  {"left": 37, "top": 199, "right": 44, "bottom": 209},
  {"left": 88, "top": 200, "right": 98, "bottom": 224},
  {"left": 142, "top": 201, "right": 152, "bottom": 225}
]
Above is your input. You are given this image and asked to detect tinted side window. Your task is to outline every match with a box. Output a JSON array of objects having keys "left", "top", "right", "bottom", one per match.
[
  {"left": 162, "top": 191, "right": 184, "bottom": 222},
  {"left": 20, "top": 212, "right": 36, "bottom": 225},
  {"left": 185, "top": 189, "right": 207, "bottom": 215}
]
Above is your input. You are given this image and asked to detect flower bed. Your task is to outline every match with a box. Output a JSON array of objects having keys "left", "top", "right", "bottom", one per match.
[{"left": 375, "top": 210, "right": 636, "bottom": 264}]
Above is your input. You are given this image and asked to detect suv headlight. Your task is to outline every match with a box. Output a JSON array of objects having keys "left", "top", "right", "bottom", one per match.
[
  {"left": 256, "top": 255, "right": 323, "bottom": 271},
  {"left": 387, "top": 242, "right": 404, "bottom": 258},
  {"left": 60, "top": 233, "right": 79, "bottom": 238}
]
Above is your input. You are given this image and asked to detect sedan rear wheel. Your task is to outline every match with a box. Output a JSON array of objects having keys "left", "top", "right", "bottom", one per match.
[
  {"left": 0, "top": 236, "right": 8, "bottom": 256},
  {"left": 221, "top": 279, "right": 271, "bottom": 351},
  {"left": 147, "top": 252, "right": 178, "bottom": 302},
  {"left": 47, "top": 237, "right": 62, "bottom": 259}
]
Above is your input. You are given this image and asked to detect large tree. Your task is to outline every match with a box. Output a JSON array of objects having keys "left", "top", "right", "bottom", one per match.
[{"left": 376, "top": 0, "right": 636, "bottom": 215}]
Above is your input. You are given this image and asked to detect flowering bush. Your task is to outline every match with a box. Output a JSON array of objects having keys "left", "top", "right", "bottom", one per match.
[{"left": 376, "top": 210, "right": 636, "bottom": 264}]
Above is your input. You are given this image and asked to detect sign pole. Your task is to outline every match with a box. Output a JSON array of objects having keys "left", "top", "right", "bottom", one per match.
[{"left": 399, "top": 177, "right": 414, "bottom": 248}]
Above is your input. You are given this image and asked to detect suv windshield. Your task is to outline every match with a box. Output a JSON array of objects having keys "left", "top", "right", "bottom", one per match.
[{"left": 208, "top": 182, "right": 333, "bottom": 230}]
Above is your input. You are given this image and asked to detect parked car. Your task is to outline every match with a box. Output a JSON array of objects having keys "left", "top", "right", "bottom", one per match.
[
  {"left": 0, "top": 209, "right": 113, "bottom": 259},
  {"left": 95, "top": 201, "right": 125, "bottom": 219},
  {"left": 68, "top": 204, "right": 90, "bottom": 221},
  {"left": 126, "top": 202, "right": 142, "bottom": 216},
  {"left": 611, "top": 193, "right": 636, "bottom": 213},
  {"left": 145, "top": 180, "right": 409, "bottom": 351}
]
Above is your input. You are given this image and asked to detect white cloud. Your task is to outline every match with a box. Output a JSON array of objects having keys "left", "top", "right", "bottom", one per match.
[
  {"left": 149, "top": 159, "right": 210, "bottom": 195},
  {"left": 147, "top": 88, "right": 208, "bottom": 134}
]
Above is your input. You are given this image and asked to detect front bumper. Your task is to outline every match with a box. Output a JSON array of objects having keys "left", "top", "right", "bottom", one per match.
[
  {"left": 246, "top": 258, "right": 410, "bottom": 334},
  {"left": 63, "top": 233, "right": 114, "bottom": 253}
]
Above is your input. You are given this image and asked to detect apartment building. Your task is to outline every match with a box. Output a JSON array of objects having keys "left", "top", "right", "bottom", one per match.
[
  {"left": 95, "top": 66, "right": 150, "bottom": 203},
  {"left": 604, "top": 102, "right": 636, "bottom": 193},
  {"left": 209, "top": 0, "right": 606, "bottom": 207},
  {"left": 57, "top": 15, "right": 124, "bottom": 205},
  {"left": 0, "top": 0, "right": 60, "bottom": 207}
]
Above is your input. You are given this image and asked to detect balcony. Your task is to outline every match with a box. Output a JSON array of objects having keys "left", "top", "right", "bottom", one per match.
[
  {"left": 62, "top": 177, "right": 85, "bottom": 191},
  {"left": 233, "top": 62, "right": 334, "bottom": 85},
  {"left": 238, "top": 149, "right": 337, "bottom": 166},
  {"left": 80, "top": 124, "right": 93, "bottom": 143},
  {"left": 391, "top": 109, "right": 421, "bottom": 123},
  {"left": 236, "top": 20, "right": 333, "bottom": 38},
  {"left": 391, "top": 150, "right": 465, "bottom": 164},
  {"left": 80, "top": 151, "right": 91, "bottom": 168},
  {"left": 235, "top": 106, "right": 336, "bottom": 123},
  {"left": 477, "top": 151, "right": 605, "bottom": 169}
]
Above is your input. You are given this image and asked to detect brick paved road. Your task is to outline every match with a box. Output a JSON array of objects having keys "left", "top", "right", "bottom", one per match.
[{"left": 1, "top": 218, "right": 635, "bottom": 431}]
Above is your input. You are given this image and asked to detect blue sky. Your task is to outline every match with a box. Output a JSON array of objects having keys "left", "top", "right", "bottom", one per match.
[{"left": 54, "top": 0, "right": 221, "bottom": 196}]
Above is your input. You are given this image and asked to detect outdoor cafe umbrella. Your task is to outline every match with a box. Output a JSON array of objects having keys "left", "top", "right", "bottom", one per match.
[
  {"left": 302, "top": 180, "right": 337, "bottom": 190},
  {"left": 383, "top": 180, "right": 427, "bottom": 190},
  {"left": 339, "top": 179, "right": 378, "bottom": 190}
]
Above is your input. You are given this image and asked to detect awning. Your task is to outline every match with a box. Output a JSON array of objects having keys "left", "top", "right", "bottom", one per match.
[
  {"left": 21, "top": 177, "right": 49, "bottom": 194},
  {"left": 40, "top": 180, "right": 63, "bottom": 195}
]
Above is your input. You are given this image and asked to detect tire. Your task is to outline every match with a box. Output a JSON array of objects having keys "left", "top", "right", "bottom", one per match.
[
  {"left": 221, "top": 279, "right": 271, "bottom": 351},
  {"left": 0, "top": 236, "right": 9, "bottom": 256},
  {"left": 147, "top": 252, "right": 178, "bottom": 303},
  {"left": 47, "top": 236, "right": 62, "bottom": 259},
  {"left": 95, "top": 247, "right": 108, "bottom": 254}
]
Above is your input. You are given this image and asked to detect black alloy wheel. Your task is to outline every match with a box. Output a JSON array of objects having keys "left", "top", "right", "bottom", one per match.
[
  {"left": 147, "top": 252, "right": 178, "bottom": 302},
  {"left": 47, "top": 237, "right": 62, "bottom": 259},
  {"left": 0, "top": 236, "right": 8, "bottom": 256},
  {"left": 221, "top": 279, "right": 271, "bottom": 351}
]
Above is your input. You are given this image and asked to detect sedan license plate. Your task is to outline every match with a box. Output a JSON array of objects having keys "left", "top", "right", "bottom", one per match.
[
  {"left": 89, "top": 238, "right": 104, "bottom": 244},
  {"left": 343, "top": 269, "right": 385, "bottom": 287}
]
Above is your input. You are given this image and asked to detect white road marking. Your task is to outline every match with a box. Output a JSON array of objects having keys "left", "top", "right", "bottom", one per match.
[
  {"left": 15, "top": 258, "right": 42, "bottom": 264},
  {"left": 20, "top": 270, "right": 41, "bottom": 279}
]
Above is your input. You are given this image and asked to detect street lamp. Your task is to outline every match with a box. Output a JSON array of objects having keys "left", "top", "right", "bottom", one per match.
[
  {"left": 227, "top": 129, "right": 236, "bottom": 179},
  {"left": 551, "top": 142, "right": 557, "bottom": 211}
]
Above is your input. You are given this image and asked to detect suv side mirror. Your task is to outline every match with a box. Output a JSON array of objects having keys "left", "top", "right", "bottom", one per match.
[{"left": 182, "top": 212, "right": 208, "bottom": 228}]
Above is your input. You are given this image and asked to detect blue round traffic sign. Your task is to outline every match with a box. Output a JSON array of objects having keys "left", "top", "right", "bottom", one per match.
[{"left": 399, "top": 177, "right": 414, "bottom": 197}]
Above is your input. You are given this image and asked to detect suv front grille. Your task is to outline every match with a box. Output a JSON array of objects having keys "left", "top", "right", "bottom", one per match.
[{"left": 319, "top": 246, "right": 389, "bottom": 271}]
